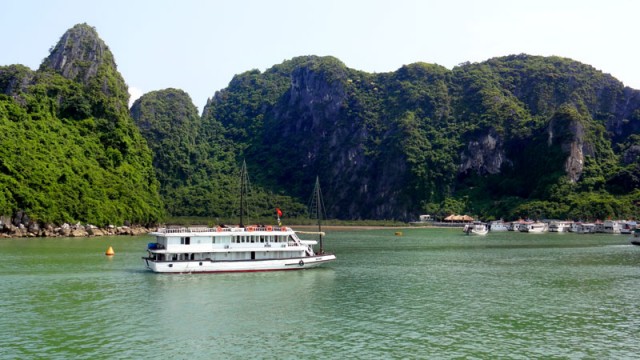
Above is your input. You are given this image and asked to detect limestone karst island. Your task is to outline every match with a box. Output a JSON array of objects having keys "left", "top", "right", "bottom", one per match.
[{"left": 1, "top": 23, "right": 640, "bottom": 236}]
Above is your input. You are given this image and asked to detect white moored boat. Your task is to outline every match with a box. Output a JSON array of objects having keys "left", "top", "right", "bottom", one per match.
[
  {"left": 575, "top": 223, "right": 596, "bottom": 234},
  {"left": 488, "top": 220, "right": 509, "bottom": 231},
  {"left": 143, "top": 225, "right": 336, "bottom": 273},
  {"left": 602, "top": 220, "right": 621, "bottom": 234},
  {"left": 518, "top": 222, "right": 547, "bottom": 233},
  {"left": 620, "top": 221, "right": 636, "bottom": 234},
  {"left": 548, "top": 221, "right": 572, "bottom": 233},
  {"left": 463, "top": 222, "right": 489, "bottom": 235}
]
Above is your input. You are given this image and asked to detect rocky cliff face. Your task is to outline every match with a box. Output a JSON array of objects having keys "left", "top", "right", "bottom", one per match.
[
  {"left": 281, "top": 65, "right": 347, "bottom": 132},
  {"left": 271, "top": 60, "right": 395, "bottom": 218},
  {"left": 200, "top": 55, "right": 640, "bottom": 220},
  {"left": 40, "top": 23, "right": 129, "bottom": 111},
  {"left": 459, "top": 130, "right": 509, "bottom": 175},
  {"left": 547, "top": 109, "right": 586, "bottom": 183},
  {"left": 41, "top": 23, "right": 107, "bottom": 85}
]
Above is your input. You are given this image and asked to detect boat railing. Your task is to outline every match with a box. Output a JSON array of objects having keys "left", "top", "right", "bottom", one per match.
[
  {"left": 155, "top": 226, "right": 291, "bottom": 234},
  {"left": 156, "top": 227, "right": 220, "bottom": 233}
]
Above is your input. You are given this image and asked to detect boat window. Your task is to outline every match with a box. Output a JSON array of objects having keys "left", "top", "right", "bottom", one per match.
[
  {"left": 217, "top": 236, "right": 232, "bottom": 244},
  {"left": 156, "top": 237, "right": 168, "bottom": 247},
  {"left": 180, "top": 237, "right": 191, "bottom": 245}
]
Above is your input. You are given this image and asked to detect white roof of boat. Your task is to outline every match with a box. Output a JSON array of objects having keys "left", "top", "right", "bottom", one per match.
[{"left": 150, "top": 226, "right": 292, "bottom": 236}]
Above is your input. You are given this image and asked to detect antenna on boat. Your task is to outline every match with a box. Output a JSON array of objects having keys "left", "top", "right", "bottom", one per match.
[{"left": 309, "top": 176, "right": 326, "bottom": 254}]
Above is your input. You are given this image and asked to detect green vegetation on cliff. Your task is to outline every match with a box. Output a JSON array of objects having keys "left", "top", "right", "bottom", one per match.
[
  {"left": 0, "top": 24, "right": 162, "bottom": 226},
  {"left": 131, "top": 88, "right": 307, "bottom": 221},
  {"left": 198, "top": 54, "right": 640, "bottom": 221},
  {"left": 2, "top": 23, "right": 640, "bottom": 225}
]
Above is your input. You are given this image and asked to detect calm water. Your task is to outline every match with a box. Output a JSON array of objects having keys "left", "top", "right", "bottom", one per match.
[{"left": 1, "top": 228, "right": 640, "bottom": 359}]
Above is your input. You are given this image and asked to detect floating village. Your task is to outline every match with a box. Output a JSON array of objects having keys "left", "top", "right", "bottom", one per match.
[{"left": 413, "top": 214, "right": 639, "bottom": 237}]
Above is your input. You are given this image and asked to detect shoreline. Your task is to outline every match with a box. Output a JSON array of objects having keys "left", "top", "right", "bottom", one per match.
[
  {"left": 0, "top": 223, "right": 154, "bottom": 238},
  {"left": 290, "top": 224, "right": 462, "bottom": 231},
  {"left": 0, "top": 223, "right": 462, "bottom": 239}
]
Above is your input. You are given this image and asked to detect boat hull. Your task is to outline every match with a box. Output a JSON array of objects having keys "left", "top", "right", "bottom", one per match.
[
  {"left": 470, "top": 229, "right": 488, "bottom": 235},
  {"left": 463, "top": 223, "right": 488, "bottom": 235},
  {"left": 143, "top": 254, "right": 336, "bottom": 274}
]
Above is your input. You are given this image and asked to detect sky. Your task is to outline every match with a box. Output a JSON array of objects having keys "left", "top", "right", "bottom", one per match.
[{"left": 1, "top": 0, "right": 639, "bottom": 113}]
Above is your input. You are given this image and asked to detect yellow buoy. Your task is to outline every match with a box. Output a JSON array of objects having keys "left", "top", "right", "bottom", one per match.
[
  {"left": 105, "top": 246, "right": 115, "bottom": 256},
  {"left": 395, "top": 231, "right": 403, "bottom": 236}
]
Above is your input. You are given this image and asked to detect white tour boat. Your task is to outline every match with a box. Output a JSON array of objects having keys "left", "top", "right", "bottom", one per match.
[
  {"left": 143, "top": 225, "right": 336, "bottom": 273},
  {"left": 602, "top": 220, "right": 621, "bottom": 234},
  {"left": 620, "top": 221, "right": 636, "bottom": 234},
  {"left": 143, "top": 163, "right": 336, "bottom": 273},
  {"left": 488, "top": 220, "right": 509, "bottom": 231},
  {"left": 575, "top": 223, "right": 597, "bottom": 234},
  {"left": 518, "top": 222, "right": 547, "bottom": 233},
  {"left": 548, "top": 221, "right": 572, "bottom": 233},
  {"left": 463, "top": 222, "right": 489, "bottom": 235}
]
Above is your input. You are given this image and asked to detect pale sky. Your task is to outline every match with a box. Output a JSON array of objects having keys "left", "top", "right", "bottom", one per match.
[{"left": 1, "top": 0, "right": 638, "bottom": 113}]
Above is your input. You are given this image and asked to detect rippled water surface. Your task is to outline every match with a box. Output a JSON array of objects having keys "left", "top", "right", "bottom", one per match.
[{"left": 2, "top": 229, "right": 640, "bottom": 359}]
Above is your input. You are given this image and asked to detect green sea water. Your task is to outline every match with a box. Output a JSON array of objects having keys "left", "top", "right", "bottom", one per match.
[{"left": 1, "top": 228, "right": 639, "bottom": 359}]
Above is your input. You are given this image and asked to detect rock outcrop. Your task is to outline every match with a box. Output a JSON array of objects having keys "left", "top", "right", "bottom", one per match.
[
  {"left": 40, "top": 23, "right": 130, "bottom": 112},
  {"left": 459, "top": 130, "right": 509, "bottom": 175},
  {"left": 41, "top": 23, "right": 108, "bottom": 85},
  {"left": 0, "top": 221, "right": 154, "bottom": 238}
]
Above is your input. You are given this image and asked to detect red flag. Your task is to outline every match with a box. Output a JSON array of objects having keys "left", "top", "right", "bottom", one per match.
[{"left": 276, "top": 208, "right": 283, "bottom": 217}]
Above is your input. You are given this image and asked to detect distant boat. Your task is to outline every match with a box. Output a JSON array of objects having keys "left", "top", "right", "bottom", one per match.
[
  {"left": 508, "top": 219, "right": 528, "bottom": 231},
  {"left": 548, "top": 221, "right": 572, "bottom": 233},
  {"left": 575, "top": 223, "right": 596, "bottom": 234},
  {"left": 620, "top": 221, "right": 636, "bottom": 235},
  {"left": 518, "top": 222, "right": 547, "bottom": 233},
  {"left": 603, "top": 220, "right": 621, "bottom": 234},
  {"left": 631, "top": 229, "right": 640, "bottom": 246},
  {"left": 488, "top": 220, "right": 509, "bottom": 231},
  {"left": 463, "top": 222, "right": 489, "bottom": 235}
]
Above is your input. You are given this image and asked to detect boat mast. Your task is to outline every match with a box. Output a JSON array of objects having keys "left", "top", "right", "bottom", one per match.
[
  {"left": 310, "top": 176, "right": 325, "bottom": 254},
  {"left": 239, "top": 160, "right": 249, "bottom": 228}
]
